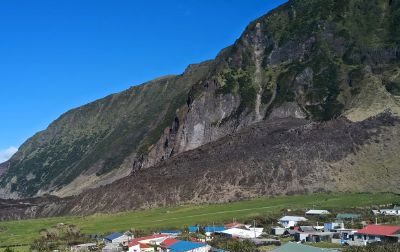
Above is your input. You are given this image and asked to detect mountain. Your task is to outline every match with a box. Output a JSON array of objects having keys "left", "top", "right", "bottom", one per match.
[{"left": 1, "top": 0, "right": 400, "bottom": 205}]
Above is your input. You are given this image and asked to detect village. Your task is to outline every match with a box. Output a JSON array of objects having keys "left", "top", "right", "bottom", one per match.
[{"left": 66, "top": 205, "right": 400, "bottom": 252}]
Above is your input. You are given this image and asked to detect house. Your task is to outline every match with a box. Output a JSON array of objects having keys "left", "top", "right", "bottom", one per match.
[
  {"left": 104, "top": 232, "right": 130, "bottom": 244},
  {"left": 305, "top": 210, "right": 330, "bottom": 216},
  {"left": 203, "top": 226, "right": 225, "bottom": 237},
  {"left": 299, "top": 226, "right": 316, "bottom": 233},
  {"left": 355, "top": 224, "right": 400, "bottom": 245},
  {"left": 102, "top": 243, "right": 123, "bottom": 252},
  {"left": 331, "top": 227, "right": 358, "bottom": 245},
  {"left": 160, "top": 238, "right": 180, "bottom": 250},
  {"left": 293, "top": 226, "right": 335, "bottom": 243},
  {"left": 159, "top": 230, "right": 182, "bottom": 237},
  {"left": 336, "top": 213, "right": 362, "bottom": 221},
  {"left": 164, "top": 240, "right": 211, "bottom": 252},
  {"left": 128, "top": 242, "right": 153, "bottom": 252},
  {"left": 306, "top": 232, "right": 335, "bottom": 243},
  {"left": 271, "top": 227, "right": 286, "bottom": 235},
  {"left": 216, "top": 227, "right": 264, "bottom": 239},
  {"left": 271, "top": 242, "right": 339, "bottom": 252},
  {"left": 324, "top": 222, "right": 343, "bottom": 232},
  {"left": 278, "top": 216, "right": 308, "bottom": 228},
  {"left": 71, "top": 243, "right": 97, "bottom": 252},
  {"left": 127, "top": 234, "right": 169, "bottom": 252},
  {"left": 372, "top": 206, "right": 400, "bottom": 216},
  {"left": 379, "top": 207, "right": 400, "bottom": 216}
]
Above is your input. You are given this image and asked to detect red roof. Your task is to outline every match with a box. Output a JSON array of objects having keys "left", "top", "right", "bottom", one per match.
[
  {"left": 128, "top": 234, "right": 168, "bottom": 247},
  {"left": 160, "top": 238, "right": 179, "bottom": 247},
  {"left": 357, "top": 225, "right": 400, "bottom": 236},
  {"left": 140, "top": 243, "right": 150, "bottom": 248}
]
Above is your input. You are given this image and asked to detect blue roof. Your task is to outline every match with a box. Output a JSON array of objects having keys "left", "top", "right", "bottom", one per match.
[
  {"left": 104, "top": 232, "right": 123, "bottom": 241},
  {"left": 168, "top": 241, "right": 206, "bottom": 252},
  {"left": 188, "top": 226, "right": 199, "bottom": 233},
  {"left": 204, "top": 226, "right": 225, "bottom": 233},
  {"left": 159, "top": 230, "right": 182, "bottom": 234}
]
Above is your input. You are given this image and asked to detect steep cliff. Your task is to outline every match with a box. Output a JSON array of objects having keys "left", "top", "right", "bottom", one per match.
[
  {"left": 1, "top": 0, "right": 400, "bottom": 199},
  {"left": 0, "top": 113, "right": 399, "bottom": 220}
]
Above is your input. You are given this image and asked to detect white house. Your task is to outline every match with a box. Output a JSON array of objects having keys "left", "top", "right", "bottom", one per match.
[
  {"left": 217, "top": 227, "right": 264, "bottom": 239},
  {"left": 306, "top": 210, "right": 330, "bottom": 216},
  {"left": 379, "top": 207, "right": 400, "bottom": 216},
  {"left": 278, "top": 216, "right": 308, "bottom": 228}
]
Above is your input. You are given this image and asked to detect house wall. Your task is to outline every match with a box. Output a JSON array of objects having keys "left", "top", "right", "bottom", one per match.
[{"left": 128, "top": 245, "right": 140, "bottom": 252}]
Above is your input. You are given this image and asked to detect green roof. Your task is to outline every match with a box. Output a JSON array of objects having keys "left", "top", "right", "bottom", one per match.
[
  {"left": 336, "top": 213, "right": 362, "bottom": 219},
  {"left": 271, "top": 243, "right": 339, "bottom": 252}
]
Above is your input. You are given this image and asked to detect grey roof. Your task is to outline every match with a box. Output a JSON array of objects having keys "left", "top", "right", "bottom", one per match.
[
  {"left": 271, "top": 242, "right": 339, "bottom": 252},
  {"left": 300, "top": 226, "right": 316, "bottom": 233}
]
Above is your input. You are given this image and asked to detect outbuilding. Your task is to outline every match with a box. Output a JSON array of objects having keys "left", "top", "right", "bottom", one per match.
[
  {"left": 278, "top": 216, "right": 308, "bottom": 228},
  {"left": 305, "top": 210, "right": 330, "bottom": 216}
]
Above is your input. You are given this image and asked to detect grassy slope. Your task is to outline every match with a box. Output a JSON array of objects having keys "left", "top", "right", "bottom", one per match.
[{"left": 1, "top": 193, "right": 400, "bottom": 247}]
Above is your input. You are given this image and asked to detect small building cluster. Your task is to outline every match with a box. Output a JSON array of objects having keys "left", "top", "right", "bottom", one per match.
[
  {"left": 271, "top": 208, "right": 400, "bottom": 249},
  {"left": 100, "top": 232, "right": 211, "bottom": 252},
  {"left": 372, "top": 206, "right": 400, "bottom": 216},
  {"left": 71, "top": 206, "right": 400, "bottom": 252}
]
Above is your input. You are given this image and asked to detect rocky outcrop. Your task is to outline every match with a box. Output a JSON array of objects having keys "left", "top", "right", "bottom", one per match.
[{"left": 1, "top": 113, "right": 399, "bottom": 220}]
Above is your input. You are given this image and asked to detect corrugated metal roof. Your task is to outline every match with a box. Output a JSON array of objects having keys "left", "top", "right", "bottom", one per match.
[
  {"left": 104, "top": 232, "right": 123, "bottom": 241},
  {"left": 306, "top": 210, "right": 330, "bottom": 215},
  {"left": 279, "top": 216, "right": 308, "bottom": 222},
  {"left": 159, "top": 230, "right": 181, "bottom": 234},
  {"left": 161, "top": 238, "right": 179, "bottom": 247},
  {"left": 204, "top": 226, "right": 225, "bottom": 233},
  {"left": 357, "top": 224, "right": 400, "bottom": 236},
  {"left": 167, "top": 240, "right": 207, "bottom": 252}
]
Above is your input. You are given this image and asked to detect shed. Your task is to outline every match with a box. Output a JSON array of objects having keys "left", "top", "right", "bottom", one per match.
[
  {"left": 278, "top": 216, "right": 308, "bottom": 228},
  {"left": 272, "top": 227, "right": 286, "bottom": 235},
  {"left": 159, "top": 230, "right": 182, "bottom": 237},
  {"left": 306, "top": 210, "right": 330, "bottom": 216}
]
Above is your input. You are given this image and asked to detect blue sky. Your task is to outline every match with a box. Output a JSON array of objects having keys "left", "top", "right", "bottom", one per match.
[{"left": 0, "top": 0, "right": 286, "bottom": 162}]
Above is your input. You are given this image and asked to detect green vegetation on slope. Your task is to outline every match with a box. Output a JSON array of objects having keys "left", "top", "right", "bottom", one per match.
[
  {"left": 0, "top": 62, "right": 211, "bottom": 197},
  {"left": 1, "top": 193, "right": 399, "bottom": 247}
]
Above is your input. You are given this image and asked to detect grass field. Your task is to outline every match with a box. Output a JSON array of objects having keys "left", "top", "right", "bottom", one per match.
[{"left": 0, "top": 193, "right": 399, "bottom": 248}]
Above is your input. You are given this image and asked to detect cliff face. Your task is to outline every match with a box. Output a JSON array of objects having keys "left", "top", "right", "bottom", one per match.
[
  {"left": 1, "top": 0, "right": 400, "bottom": 199},
  {"left": 1, "top": 113, "right": 399, "bottom": 220}
]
